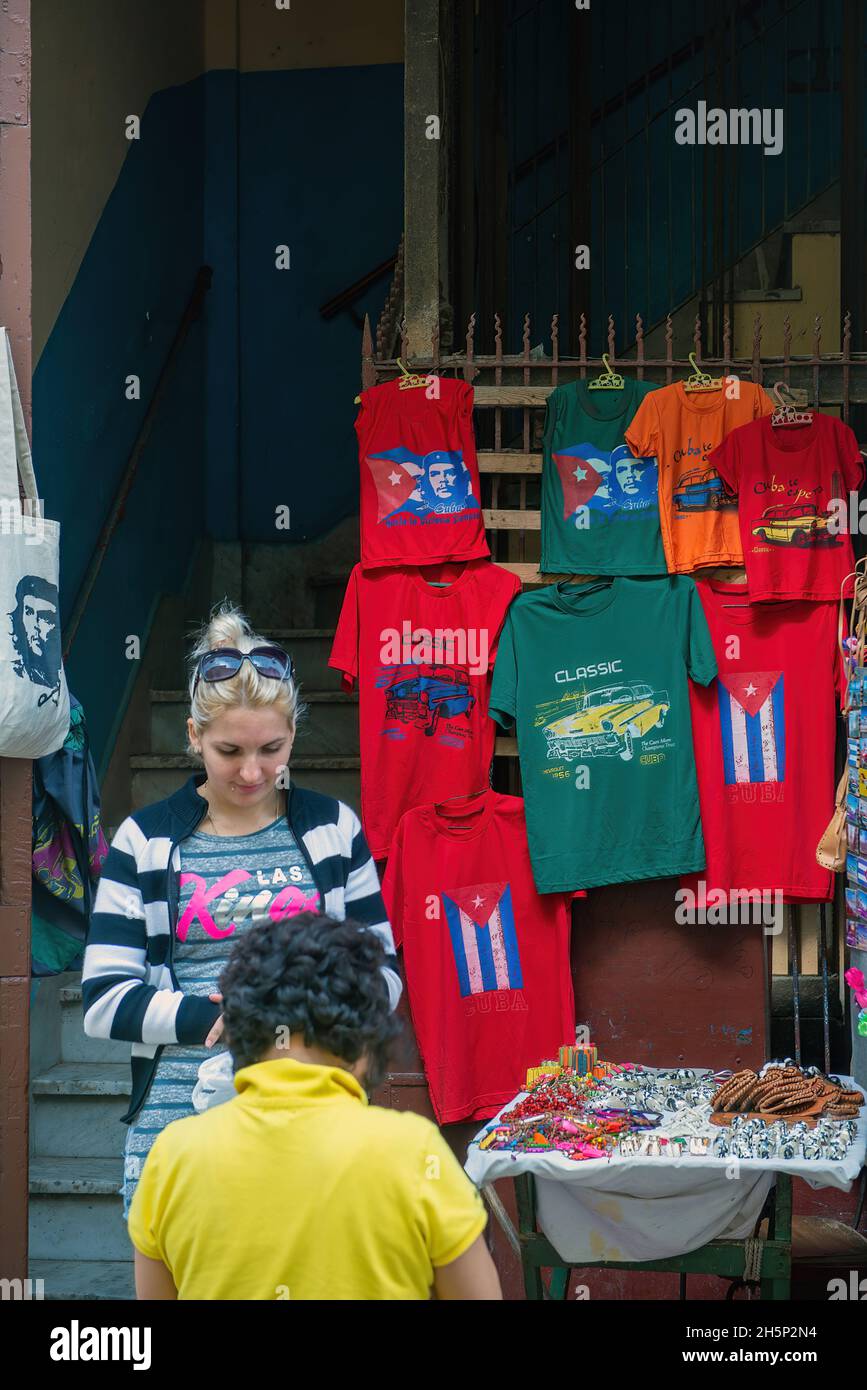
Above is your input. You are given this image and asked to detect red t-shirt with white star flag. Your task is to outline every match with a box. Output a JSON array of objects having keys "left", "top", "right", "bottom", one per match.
[
  {"left": 329, "top": 560, "right": 521, "bottom": 859},
  {"left": 355, "top": 376, "right": 490, "bottom": 570},
  {"left": 382, "top": 792, "right": 577, "bottom": 1124},
  {"left": 682, "top": 578, "right": 844, "bottom": 905}
]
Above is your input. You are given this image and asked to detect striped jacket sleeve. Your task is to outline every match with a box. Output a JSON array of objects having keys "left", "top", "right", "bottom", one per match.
[
  {"left": 341, "top": 805, "right": 403, "bottom": 1011},
  {"left": 81, "top": 816, "right": 221, "bottom": 1046}
]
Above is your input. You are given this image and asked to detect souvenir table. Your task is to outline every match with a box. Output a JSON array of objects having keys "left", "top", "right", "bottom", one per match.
[{"left": 465, "top": 1062, "right": 867, "bottom": 1301}]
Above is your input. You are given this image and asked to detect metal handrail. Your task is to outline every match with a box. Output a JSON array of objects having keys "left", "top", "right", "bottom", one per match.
[{"left": 62, "top": 265, "right": 213, "bottom": 661}]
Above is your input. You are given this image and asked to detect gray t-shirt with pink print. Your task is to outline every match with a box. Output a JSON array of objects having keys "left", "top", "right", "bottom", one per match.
[{"left": 121, "top": 816, "right": 319, "bottom": 1216}]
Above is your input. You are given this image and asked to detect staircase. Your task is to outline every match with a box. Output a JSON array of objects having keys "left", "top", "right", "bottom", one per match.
[{"left": 29, "top": 554, "right": 360, "bottom": 1298}]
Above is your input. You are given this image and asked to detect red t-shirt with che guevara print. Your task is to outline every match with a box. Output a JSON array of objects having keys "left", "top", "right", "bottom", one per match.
[
  {"left": 355, "top": 377, "right": 490, "bottom": 570},
  {"left": 329, "top": 560, "right": 520, "bottom": 859}
]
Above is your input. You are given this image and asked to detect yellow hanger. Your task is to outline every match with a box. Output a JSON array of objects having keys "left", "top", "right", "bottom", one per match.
[
  {"left": 683, "top": 352, "right": 726, "bottom": 393},
  {"left": 587, "top": 353, "right": 625, "bottom": 391},
  {"left": 354, "top": 359, "right": 432, "bottom": 405}
]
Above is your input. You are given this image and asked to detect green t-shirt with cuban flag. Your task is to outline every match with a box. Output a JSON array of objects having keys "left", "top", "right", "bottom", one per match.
[
  {"left": 489, "top": 576, "right": 717, "bottom": 893},
  {"left": 541, "top": 378, "right": 666, "bottom": 576}
]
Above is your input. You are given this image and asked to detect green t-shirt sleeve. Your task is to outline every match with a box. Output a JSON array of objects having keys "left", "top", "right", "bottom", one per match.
[
  {"left": 681, "top": 578, "right": 717, "bottom": 686},
  {"left": 416, "top": 1126, "right": 488, "bottom": 1268},
  {"left": 489, "top": 609, "right": 517, "bottom": 728}
]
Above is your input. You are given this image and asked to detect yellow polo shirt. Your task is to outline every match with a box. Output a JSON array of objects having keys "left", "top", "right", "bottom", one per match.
[{"left": 128, "top": 1057, "right": 487, "bottom": 1300}]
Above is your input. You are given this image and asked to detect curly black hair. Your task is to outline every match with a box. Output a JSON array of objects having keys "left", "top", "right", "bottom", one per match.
[{"left": 218, "top": 912, "right": 402, "bottom": 1090}]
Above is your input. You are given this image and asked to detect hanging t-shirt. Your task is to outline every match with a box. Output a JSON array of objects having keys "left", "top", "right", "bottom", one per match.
[
  {"left": 329, "top": 560, "right": 521, "bottom": 859},
  {"left": 709, "top": 412, "right": 864, "bottom": 601},
  {"left": 355, "top": 376, "right": 490, "bottom": 570},
  {"left": 488, "top": 577, "right": 717, "bottom": 892},
  {"left": 382, "top": 791, "right": 576, "bottom": 1124},
  {"left": 625, "top": 381, "right": 775, "bottom": 573},
  {"left": 541, "top": 378, "right": 666, "bottom": 576},
  {"left": 683, "top": 580, "right": 844, "bottom": 904}
]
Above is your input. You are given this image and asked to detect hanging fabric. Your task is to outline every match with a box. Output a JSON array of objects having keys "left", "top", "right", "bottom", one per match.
[
  {"left": 0, "top": 328, "right": 70, "bottom": 756},
  {"left": 31, "top": 692, "right": 108, "bottom": 976}
]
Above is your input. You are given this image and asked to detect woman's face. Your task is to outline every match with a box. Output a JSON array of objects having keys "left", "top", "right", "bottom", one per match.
[{"left": 189, "top": 707, "right": 295, "bottom": 811}]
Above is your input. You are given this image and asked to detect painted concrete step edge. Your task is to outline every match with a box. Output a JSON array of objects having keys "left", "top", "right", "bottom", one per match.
[
  {"left": 32, "top": 1063, "right": 132, "bottom": 1097},
  {"left": 29, "top": 1260, "right": 134, "bottom": 1301},
  {"left": 30, "top": 1156, "right": 123, "bottom": 1196}
]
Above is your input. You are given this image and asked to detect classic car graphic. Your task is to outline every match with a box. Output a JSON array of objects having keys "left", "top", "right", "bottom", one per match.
[
  {"left": 385, "top": 665, "right": 475, "bottom": 736},
  {"left": 751, "top": 502, "right": 834, "bottom": 547},
  {"left": 543, "top": 682, "right": 670, "bottom": 763},
  {"left": 673, "top": 467, "right": 737, "bottom": 513}
]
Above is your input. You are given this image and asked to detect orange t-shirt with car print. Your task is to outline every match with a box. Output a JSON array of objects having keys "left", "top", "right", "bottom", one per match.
[{"left": 625, "top": 381, "right": 775, "bottom": 573}]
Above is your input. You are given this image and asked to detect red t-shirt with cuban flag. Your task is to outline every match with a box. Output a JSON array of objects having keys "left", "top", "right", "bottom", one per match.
[
  {"left": 355, "top": 376, "right": 490, "bottom": 569},
  {"left": 382, "top": 792, "right": 577, "bottom": 1124},
  {"left": 329, "top": 560, "right": 521, "bottom": 859},
  {"left": 683, "top": 578, "right": 844, "bottom": 904}
]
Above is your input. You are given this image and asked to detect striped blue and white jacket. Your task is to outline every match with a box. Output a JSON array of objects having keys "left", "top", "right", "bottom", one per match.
[{"left": 82, "top": 774, "right": 402, "bottom": 1124}]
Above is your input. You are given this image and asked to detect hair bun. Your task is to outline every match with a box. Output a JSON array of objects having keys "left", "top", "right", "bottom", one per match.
[{"left": 188, "top": 599, "right": 254, "bottom": 669}]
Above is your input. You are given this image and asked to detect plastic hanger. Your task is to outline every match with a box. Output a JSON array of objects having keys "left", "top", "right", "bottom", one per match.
[
  {"left": 587, "top": 353, "right": 625, "bottom": 391},
  {"left": 354, "top": 358, "right": 433, "bottom": 406},
  {"left": 683, "top": 352, "right": 726, "bottom": 394},
  {"left": 770, "top": 381, "right": 813, "bottom": 429},
  {"left": 434, "top": 788, "right": 490, "bottom": 811}
]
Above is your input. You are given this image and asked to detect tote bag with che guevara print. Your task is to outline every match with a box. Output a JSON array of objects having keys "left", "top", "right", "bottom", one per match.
[{"left": 0, "top": 329, "right": 70, "bottom": 756}]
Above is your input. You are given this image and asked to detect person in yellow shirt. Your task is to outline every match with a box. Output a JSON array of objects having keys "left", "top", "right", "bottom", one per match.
[{"left": 128, "top": 911, "right": 501, "bottom": 1300}]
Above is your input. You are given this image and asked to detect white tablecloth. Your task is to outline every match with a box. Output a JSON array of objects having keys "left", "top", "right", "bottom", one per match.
[{"left": 465, "top": 1078, "right": 867, "bottom": 1263}]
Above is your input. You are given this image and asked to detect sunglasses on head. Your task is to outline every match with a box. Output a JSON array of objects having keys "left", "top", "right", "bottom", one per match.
[{"left": 193, "top": 645, "right": 295, "bottom": 692}]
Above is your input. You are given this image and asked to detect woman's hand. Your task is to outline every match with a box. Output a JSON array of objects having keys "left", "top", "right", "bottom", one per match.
[{"left": 205, "top": 992, "right": 224, "bottom": 1048}]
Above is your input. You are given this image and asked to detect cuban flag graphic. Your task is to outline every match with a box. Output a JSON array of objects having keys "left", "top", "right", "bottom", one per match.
[
  {"left": 365, "top": 449, "right": 424, "bottom": 520},
  {"left": 717, "top": 671, "right": 786, "bottom": 785},
  {"left": 441, "top": 882, "right": 523, "bottom": 998},
  {"left": 553, "top": 445, "right": 608, "bottom": 517}
]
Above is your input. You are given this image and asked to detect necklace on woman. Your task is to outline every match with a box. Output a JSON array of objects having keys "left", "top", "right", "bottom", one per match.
[{"left": 202, "top": 785, "right": 284, "bottom": 837}]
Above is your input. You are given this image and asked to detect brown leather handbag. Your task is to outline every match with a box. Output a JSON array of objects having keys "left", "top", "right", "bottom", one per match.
[{"left": 816, "top": 769, "right": 849, "bottom": 872}]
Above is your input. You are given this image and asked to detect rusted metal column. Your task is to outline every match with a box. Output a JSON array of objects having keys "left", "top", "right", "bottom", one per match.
[
  {"left": 0, "top": 0, "right": 32, "bottom": 1282},
  {"left": 403, "top": 0, "right": 443, "bottom": 360}
]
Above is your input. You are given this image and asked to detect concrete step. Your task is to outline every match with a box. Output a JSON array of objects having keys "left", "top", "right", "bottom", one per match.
[
  {"left": 30, "top": 1189, "right": 132, "bottom": 1263},
  {"left": 32, "top": 1062, "right": 132, "bottom": 1097},
  {"left": 29, "top": 1259, "right": 135, "bottom": 1301},
  {"left": 31, "top": 1063, "right": 131, "bottom": 1159},
  {"left": 59, "top": 985, "right": 131, "bottom": 1065},
  {"left": 152, "top": 628, "right": 343, "bottom": 692},
  {"left": 149, "top": 689, "right": 359, "bottom": 758},
  {"left": 131, "top": 758, "right": 361, "bottom": 814},
  {"left": 32, "top": 1093, "right": 132, "bottom": 1159},
  {"left": 309, "top": 574, "right": 351, "bottom": 628},
  {"left": 262, "top": 628, "right": 342, "bottom": 689},
  {"left": 30, "top": 1155, "right": 123, "bottom": 1195}
]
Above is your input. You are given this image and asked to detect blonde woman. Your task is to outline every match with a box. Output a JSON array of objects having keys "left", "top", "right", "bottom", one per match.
[{"left": 81, "top": 602, "right": 401, "bottom": 1217}]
